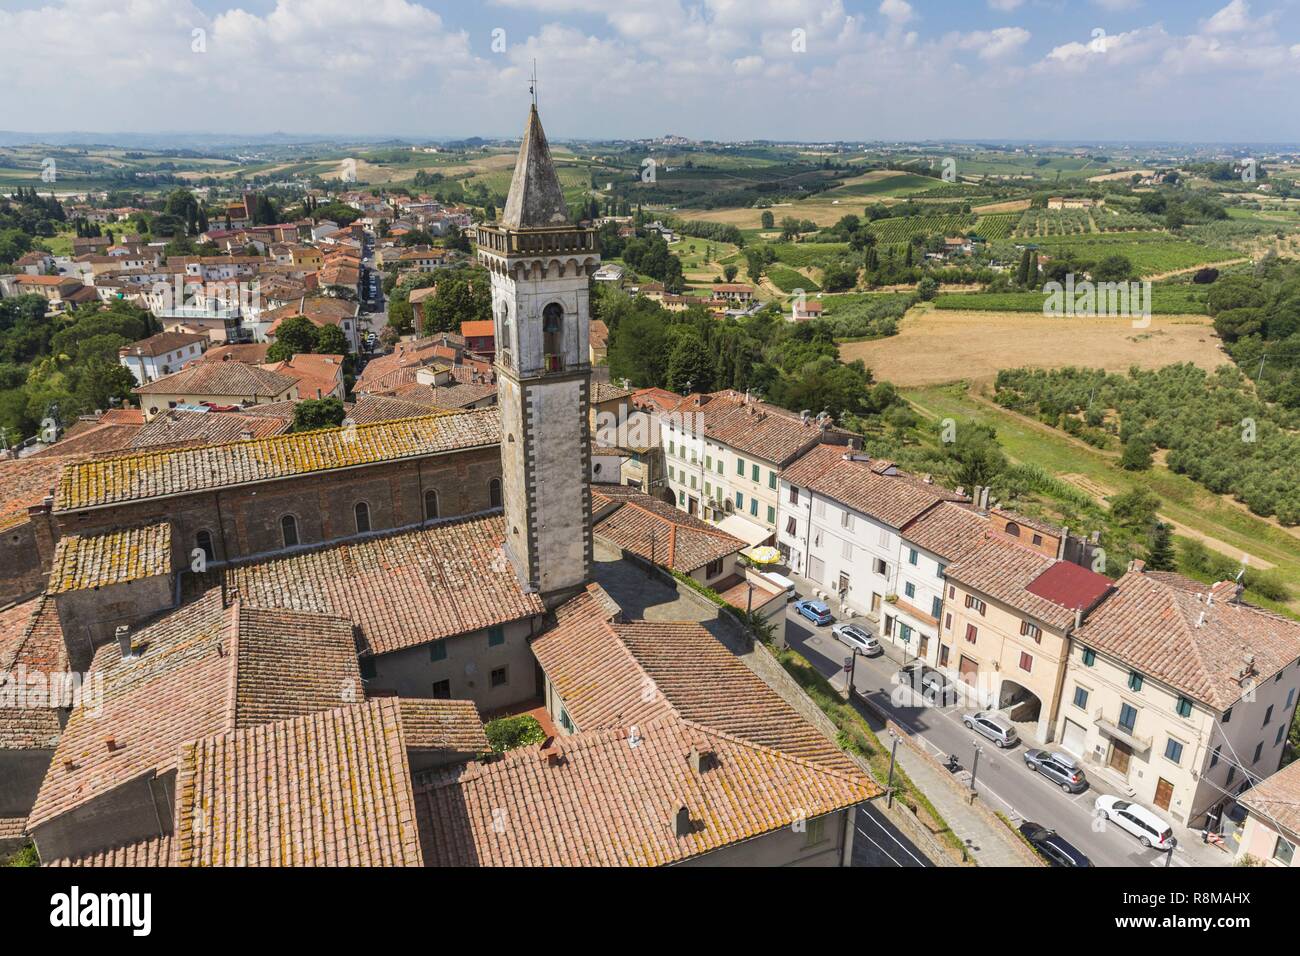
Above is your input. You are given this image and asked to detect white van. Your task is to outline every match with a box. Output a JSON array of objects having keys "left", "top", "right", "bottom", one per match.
[{"left": 1095, "top": 796, "right": 1176, "bottom": 850}]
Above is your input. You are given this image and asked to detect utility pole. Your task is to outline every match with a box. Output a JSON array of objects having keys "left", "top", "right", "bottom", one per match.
[
  {"left": 969, "top": 740, "right": 984, "bottom": 796},
  {"left": 845, "top": 648, "right": 860, "bottom": 702}
]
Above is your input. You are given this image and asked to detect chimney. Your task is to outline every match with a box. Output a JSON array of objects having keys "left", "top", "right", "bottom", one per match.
[
  {"left": 1129, "top": 558, "right": 1146, "bottom": 573},
  {"left": 538, "top": 736, "right": 564, "bottom": 767},
  {"left": 105, "top": 737, "right": 119, "bottom": 753},
  {"left": 674, "top": 806, "right": 693, "bottom": 838},
  {"left": 1074, "top": 608, "right": 1083, "bottom": 631},
  {"left": 115, "top": 625, "right": 136, "bottom": 661},
  {"left": 800, "top": 409, "right": 811, "bottom": 424},
  {"left": 240, "top": 429, "right": 254, "bottom": 441},
  {"left": 687, "top": 742, "right": 714, "bottom": 774},
  {"left": 1195, "top": 611, "right": 1206, "bottom": 628}
]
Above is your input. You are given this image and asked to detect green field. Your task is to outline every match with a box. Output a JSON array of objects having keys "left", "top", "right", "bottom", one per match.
[
  {"left": 905, "top": 383, "right": 1300, "bottom": 614},
  {"left": 1005, "top": 234, "right": 1240, "bottom": 276},
  {"left": 973, "top": 213, "right": 1018, "bottom": 240},
  {"left": 933, "top": 285, "right": 1211, "bottom": 314},
  {"left": 767, "top": 265, "right": 820, "bottom": 293},
  {"left": 868, "top": 214, "right": 976, "bottom": 244},
  {"left": 762, "top": 241, "right": 850, "bottom": 267},
  {"left": 822, "top": 173, "right": 941, "bottom": 199}
]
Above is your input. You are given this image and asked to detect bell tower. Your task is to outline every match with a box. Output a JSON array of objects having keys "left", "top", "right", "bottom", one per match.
[{"left": 476, "top": 104, "right": 600, "bottom": 608}]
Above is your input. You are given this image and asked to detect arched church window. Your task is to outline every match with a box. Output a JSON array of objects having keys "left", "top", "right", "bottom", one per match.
[{"left": 543, "top": 302, "right": 563, "bottom": 372}]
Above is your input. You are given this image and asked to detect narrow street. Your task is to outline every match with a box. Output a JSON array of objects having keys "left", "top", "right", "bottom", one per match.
[{"left": 782, "top": 601, "right": 1231, "bottom": 869}]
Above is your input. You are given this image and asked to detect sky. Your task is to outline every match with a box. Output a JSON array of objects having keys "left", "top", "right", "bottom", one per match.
[{"left": 1, "top": 0, "right": 1299, "bottom": 143}]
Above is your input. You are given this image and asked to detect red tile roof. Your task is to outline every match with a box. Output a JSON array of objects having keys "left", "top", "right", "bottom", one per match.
[
  {"left": 174, "top": 698, "right": 424, "bottom": 866},
  {"left": 784, "top": 444, "right": 966, "bottom": 529},
  {"left": 944, "top": 539, "right": 1091, "bottom": 631},
  {"left": 592, "top": 488, "right": 742, "bottom": 574},
  {"left": 415, "top": 713, "right": 875, "bottom": 867},
  {"left": 28, "top": 593, "right": 362, "bottom": 831},
  {"left": 1075, "top": 571, "right": 1300, "bottom": 710},
  {"left": 46, "top": 835, "right": 176, "bottom": 867},
  {"left": 208, "top": 514, "right": 545, "bottom": 657}
]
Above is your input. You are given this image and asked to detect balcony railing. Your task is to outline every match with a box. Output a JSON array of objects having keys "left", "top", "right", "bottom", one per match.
[{"left": 1094, "top": 708, "right": 1151, "bottom": 753}]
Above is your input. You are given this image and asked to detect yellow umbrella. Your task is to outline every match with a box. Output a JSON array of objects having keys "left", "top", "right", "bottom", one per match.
[{"left": 746, "top": 546, "right": 782, "bottom": 566}]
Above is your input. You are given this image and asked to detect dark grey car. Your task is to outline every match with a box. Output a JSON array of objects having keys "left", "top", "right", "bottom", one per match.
[{"left": 1024, "top": 749, "right": 1089, "bottom": 793}]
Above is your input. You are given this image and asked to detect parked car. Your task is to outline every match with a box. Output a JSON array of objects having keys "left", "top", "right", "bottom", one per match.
[
  {"left": 793, "top": 599, "right": 833, "bottom": 626},
  {"left": 1095, "top": 796, "right": 1176, "bottom": 850},
  {"left": 1018, "top": 822, "right": 1093, "bottom": 867},
  {"left": 964, "top": 711, "right": 1019, "bottom": 748},
  {"left": 832, "top": 623, "right": 881, "bottom": 656},
  {"left": 1024, "top": 749, "right": 1089, "bottom": 793},
  {"left": 894, "top": 663, "right": 960, "bottom": 706}
]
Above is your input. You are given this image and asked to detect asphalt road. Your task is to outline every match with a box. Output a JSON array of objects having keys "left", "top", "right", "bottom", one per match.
[
  {"left": 853, "top": 803, "right": 929, "bottom": 868},
  {"left": 783, "top": 604, "right": 1204, "bottom": 869}
]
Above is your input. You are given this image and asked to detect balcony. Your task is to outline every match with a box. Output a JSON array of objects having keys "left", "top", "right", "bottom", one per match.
[
  {"left": 1093, "top": 708, "right": 1151, "bottom": 754},
  {"left": 475, "top": 224, "right": 597, "bottom": 256}
]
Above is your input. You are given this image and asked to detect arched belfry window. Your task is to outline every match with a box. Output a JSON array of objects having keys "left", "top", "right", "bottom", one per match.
[
  {"left": 281, "top": 514, "right": 299, "bottom": 548},
  {"left": 498, "top": 302, "right": 514, "bottom": 369},
  {"left": 542, "top": 302, "right": 563, "bottom": 372},
  {"left": 489, "top": 478, "right": 503, "bottom": 509}
]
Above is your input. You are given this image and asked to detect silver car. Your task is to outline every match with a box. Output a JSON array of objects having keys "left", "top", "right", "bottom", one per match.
[
  {"left": 1024, "top": 749, "right": 1088, "bottom": 792},
  {"left": 964, "top": 711, "right": 1019, "bottom": 748},
  {"left": 832, "top": 623, "right": 881, "bottom": 656}
]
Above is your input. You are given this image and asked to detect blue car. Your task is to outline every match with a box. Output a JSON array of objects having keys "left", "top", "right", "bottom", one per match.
[{"left": 794, "top": 599, "right": 833, "bottom": 626}]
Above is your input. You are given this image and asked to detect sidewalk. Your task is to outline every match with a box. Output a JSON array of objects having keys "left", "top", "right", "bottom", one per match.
[{"left": 826, "top": 662, "right": 1040, "bottom": 867}]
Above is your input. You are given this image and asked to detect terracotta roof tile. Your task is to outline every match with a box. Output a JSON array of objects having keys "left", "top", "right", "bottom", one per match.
[
  {"left": 593, "top": 489, "right": 742, "bottom": 574},
  {"left": 0, "top": 597, "right": 67, "bottom": 751},
  {"left": 207, "top": 513, "right": 544, "bottom": 656},
  {"left": 945, "top": 539, "right": 1108, "bottom": 631},
  {"left": 28, "top": 593, "right": 364, "bottom": 831},
  {"left": 783, "top": 444, "right": 966, "bottom": 529},
  {"left": 54, "top": 409, "right": 500, "bottom": 511},
  {"left": 47, "top": 521, "right": 173, "bottom": 594},
  {"left": 900, "top": 501, "right": 990, "bottom": 561},
  {"left": 534, "top": 584, "right": 862, "bottom": 775},
  {"left": 174, "top": 698, "right": 423, "bottom": 866},
  {"left": 415, "top": 714, "right": 875, "bottom": 867},
  {"left": 1075, "top": 571, "right": 1300, "bottom": 710},
  {"left": 1238, "top": 759, "right": 1300, "bottom": 841},
  {"left": 399, "top": 699, "right": 488, "bottom": 754},
  {"left": 46, "top": 835, "right": 176, "bottom": 867},
  {"left": 132, "top": 360, "right": 297, "bottom": 398}
]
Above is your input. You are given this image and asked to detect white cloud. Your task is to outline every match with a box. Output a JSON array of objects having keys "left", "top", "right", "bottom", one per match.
[
  {"left": 878, "top": 0, "right": 915, "bottom": 27},
  {"left": 987, "top": 0, "right": 1025, "bottom": 11},
  {"left": 952, "top": 27, "right": 1032, "bottom": 61},
  {"left": 1202, "top": 0, "right": 1269, "bottom": 36}
]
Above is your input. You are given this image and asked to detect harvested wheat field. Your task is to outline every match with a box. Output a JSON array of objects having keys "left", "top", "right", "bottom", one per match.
[{"left": 840, "top": 308, "right": 1229, "bottom": 387}]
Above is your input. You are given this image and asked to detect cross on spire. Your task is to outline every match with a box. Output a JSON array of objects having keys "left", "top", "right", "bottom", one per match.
[{"left": 530, "top": 59, "right": 538, "bottom": 108}]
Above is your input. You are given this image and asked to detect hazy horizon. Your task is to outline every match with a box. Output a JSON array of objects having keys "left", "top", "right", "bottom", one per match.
[{"left": 2, "top": 0, "right": 1299, "bottom": 143}]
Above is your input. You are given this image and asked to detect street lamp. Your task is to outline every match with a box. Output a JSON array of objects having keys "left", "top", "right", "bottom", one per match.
[
  {"left": 969, "top": 739, "right": 984, "bottom": 795},
  {"left": 843, "top": 648, "right": 860, "bottom": 703},
  {"left": 886, "top": 729, "right": 900, "bottom": 809}
]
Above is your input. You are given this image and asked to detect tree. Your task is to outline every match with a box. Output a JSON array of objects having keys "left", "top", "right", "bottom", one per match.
[
  {"left": 419, "top": 268, "right": 490, "bottom": 334},
  {"left": 267, "top": 316, "right": 319, "bottom": 362},
  {"left": 484, "top": 715, "right": 546, "bottom": 753},
  {"left": 945, "top": 422, "right": 1007, "bottom": 489},
  {"left": 1092, "top": 255, "right": 1134, "bottom": 283},
  {"left": 1146, "top": 521, "right": 1176, "bottom": 571},
  {"left": 760, "top": 210, "right": 775, "bottom": 229},
  {"left": 664, "top": 330, "right": 714, "bottom": 393},
  {"left": 315, "top": 324, "right": 350, "bottom": 356},
  {"left": 1120, "top": 434, "right": 1154, "bottom": 471},
  {"left": 292, "top": 397, "right": 346, "bottom": 433},
  {"left": 916, "top": 275, "right": 940, "bottom": 301},
  {"left": 723, "top": 264, "right": 739, "bottom": 282}
]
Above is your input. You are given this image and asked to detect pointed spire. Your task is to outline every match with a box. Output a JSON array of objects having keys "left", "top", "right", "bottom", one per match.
[{"left": 501, "top": 105, "right": 569, "bottom": 229}]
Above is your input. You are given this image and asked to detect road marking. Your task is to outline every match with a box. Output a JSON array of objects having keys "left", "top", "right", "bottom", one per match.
[
  {"left": 855, "top": 826, "right": 903, "bottom": 868},
  {"left": 859, "top": 807, "right": 929, "bottom": 867}
]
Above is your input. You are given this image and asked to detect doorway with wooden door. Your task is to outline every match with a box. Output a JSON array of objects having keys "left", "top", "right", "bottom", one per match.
[
  {"left": 918, "top": 634, "right": 930, "bottom": 660},
  {"left": 1108, "top": 740, "right": 1133, "bottom": 777},
  {"left": 1154, "top": 777, "right": 1174, "bottom": 811}
]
